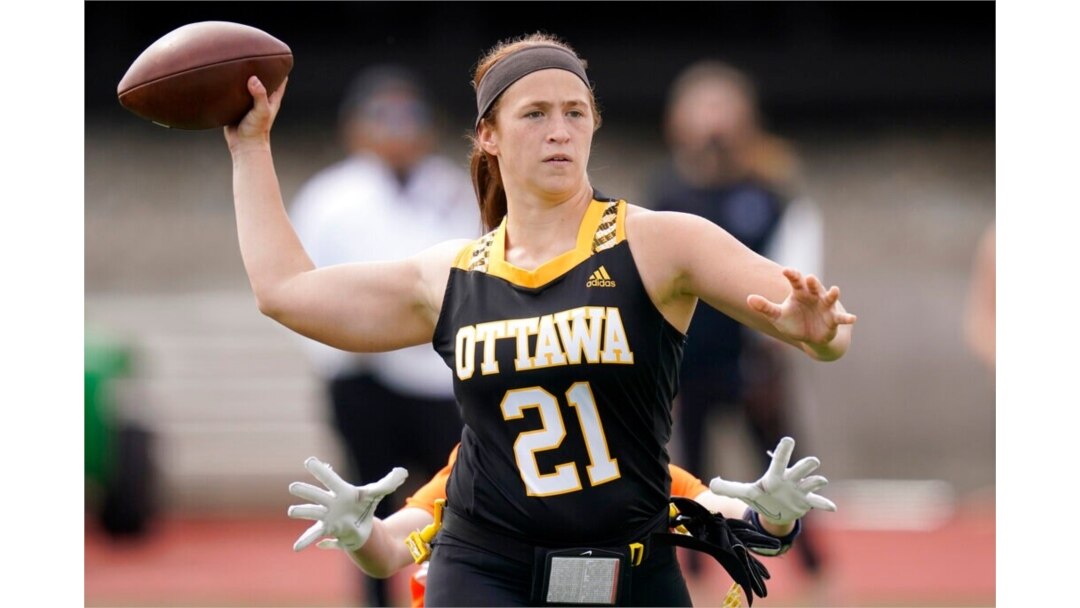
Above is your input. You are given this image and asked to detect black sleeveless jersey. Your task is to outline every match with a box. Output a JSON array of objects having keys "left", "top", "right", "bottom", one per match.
[{"left": 432, "top": 196, "right": 687, "bottom": 545}]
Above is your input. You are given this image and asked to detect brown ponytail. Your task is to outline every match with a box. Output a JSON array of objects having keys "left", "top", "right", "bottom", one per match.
[{"left": 469, "top": 139, "right": 506, "bottom": 233}]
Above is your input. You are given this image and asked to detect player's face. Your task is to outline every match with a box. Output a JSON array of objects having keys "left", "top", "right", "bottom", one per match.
[{"left": 483, "top": 69, "right": 595, "bottom": 200}]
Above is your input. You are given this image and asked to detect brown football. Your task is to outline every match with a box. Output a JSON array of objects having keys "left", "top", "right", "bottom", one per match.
[{"left": 117, "top": 21, "right": 293, "bottom": 130}]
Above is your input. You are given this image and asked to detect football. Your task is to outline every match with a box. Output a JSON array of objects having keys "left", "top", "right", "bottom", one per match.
[{"left": 117, "top": 21, "right": 293, "bottom": 130}]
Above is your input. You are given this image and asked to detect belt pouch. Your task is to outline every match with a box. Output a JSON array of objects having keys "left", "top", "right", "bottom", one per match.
[{"left": 531, "top": 546, "right": 631, "bottom": 606}]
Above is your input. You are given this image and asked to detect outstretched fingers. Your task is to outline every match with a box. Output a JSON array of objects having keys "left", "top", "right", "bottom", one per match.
[
  {"left": 765, "top": 437, "right": 795, "bottom": 478},
  {"left": 293, "top": 521, "right": 326, "bottom": 552},
  {"left": 796, "top": 475, "right": 830, "bottom": 494},
  {"left": 782, "top": 268, "right": 805, "bottom": 292},
  {"left": 825, "top": 285, "right": 841, "bottom": 307},
  {"left": 747, "top": 294, "right": 782, "bottom": 321},
  {"left": 305, "top": 457, "right": 352, "bottom": 496},
  {"left": 287, "top": 504, "right": 327, "bottom": 521},
  {"left": 836, "top": 310, "right": 858, "bottom": 325},
  {"left": 806, "top": 492, "right": 838, "bottom": 512},
  {"left": 710, "top": 477, "right": 754, "bottom": 500},
  {"left": 784, "top": 455, "right": 821, "bottom": 481},
  {"left": 289, "top": 481, "right": 334, "bottom": 506},
  {"left": 805, "top": 274, "right": 827, "bottom": 299},
  {"left": 363, "top": 467, "right": 408, "bottom": 496},
  {"left": 822, "top": 284, "right": 857, "bottom": 325}
]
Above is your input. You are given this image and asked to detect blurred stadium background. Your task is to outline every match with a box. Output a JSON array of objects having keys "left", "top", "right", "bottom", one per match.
[{"left": 85, "top": 2, "right": 995, "bottom": 606}]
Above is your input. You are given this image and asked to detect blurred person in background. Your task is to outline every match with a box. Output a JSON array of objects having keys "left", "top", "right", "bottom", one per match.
[
  {"left": 287, "top": 64, "right": 479, "bottom": 606},
  {"left": 645, "top": 59, "right": 829, "bottom": 582},
  {"left": 964, "top": 221, "right": 995, "bottom": 370}
]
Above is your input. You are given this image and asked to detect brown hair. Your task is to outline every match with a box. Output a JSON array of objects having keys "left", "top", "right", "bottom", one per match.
[{"left": 468, "top": 33, "right": 602, "bottom": 231}]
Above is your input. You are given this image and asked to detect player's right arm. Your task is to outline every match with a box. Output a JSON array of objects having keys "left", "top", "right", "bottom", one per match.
[{"left": 225, "top": 75, "right": 467, "bottom": 352}]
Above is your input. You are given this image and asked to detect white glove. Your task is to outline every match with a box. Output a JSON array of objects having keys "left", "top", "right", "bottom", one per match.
[
  {"left": 287, "top": 457, "right": 408, "bottom": 552},
  {"left": 709, "top": 436, "right": 836, "bottom": 526}
]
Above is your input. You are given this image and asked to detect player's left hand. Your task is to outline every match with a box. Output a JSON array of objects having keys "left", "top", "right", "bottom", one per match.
[
  {"left": 287, "top": 457, "right": 407, "bottom": 552},
  {"left": 747, "top": 268, "right": 856, "bottom": 351},
  {"left": 708, "top": 436, "right": 836, "bottom": 526}
]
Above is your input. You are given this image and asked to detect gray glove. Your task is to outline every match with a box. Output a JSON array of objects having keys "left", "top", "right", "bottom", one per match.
[
  {"left": 287, "top": 457, "right": 407, "bottom": 551},
  {"left": 709, "top": 436, "right": 836, "bottom": 526}
]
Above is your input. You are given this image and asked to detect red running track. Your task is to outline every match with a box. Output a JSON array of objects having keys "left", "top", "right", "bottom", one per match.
[{"left": 86, "top": 503, "right": 994, "bottom": 607}]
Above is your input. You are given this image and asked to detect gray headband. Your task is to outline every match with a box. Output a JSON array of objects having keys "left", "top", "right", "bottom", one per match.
[{"left": 475, "top": 45, "right": 590, "bottom": 128}]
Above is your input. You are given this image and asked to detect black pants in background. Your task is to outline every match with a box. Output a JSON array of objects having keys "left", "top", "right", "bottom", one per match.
[
  {"left": 676, "top": 344, "right": 824, "bottom": 576},
  {"left": 329, "top": 373, "right": 463, "bottom": 607}
]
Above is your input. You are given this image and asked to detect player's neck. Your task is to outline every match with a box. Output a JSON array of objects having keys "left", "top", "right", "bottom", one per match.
[{"left": 503, "top": 186, "right": 593, "bottom": 270}]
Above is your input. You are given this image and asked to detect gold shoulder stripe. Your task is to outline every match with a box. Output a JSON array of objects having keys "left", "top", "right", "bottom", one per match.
[
  {"left": 592, "top": 200, "right": 623, "bottom": 252},
  {"left": 453, "top": 230, "right": 498, "bottom": 271}
]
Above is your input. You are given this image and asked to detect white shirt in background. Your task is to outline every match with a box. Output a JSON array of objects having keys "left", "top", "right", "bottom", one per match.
[{"left": 289, "top": 152, "right": 481, "bottom": 398}]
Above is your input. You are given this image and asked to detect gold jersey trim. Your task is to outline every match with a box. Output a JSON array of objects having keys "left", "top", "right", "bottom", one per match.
[
  {"left": 452, "top": 198, "right": 625, "bottom": 288},
  {"left": 453, "top": 230, "right": 498, "bottom": 272}
]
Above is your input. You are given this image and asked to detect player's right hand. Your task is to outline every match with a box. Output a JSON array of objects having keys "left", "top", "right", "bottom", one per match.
[
  {"left": 225, "top": 76, "right": 288, "bottom": 152},
  {"left": 287, "top": 457, "right": 407, "bottom": 552}
]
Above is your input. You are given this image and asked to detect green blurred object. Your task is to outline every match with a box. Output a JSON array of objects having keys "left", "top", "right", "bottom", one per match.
[
  {"left": 85, "top": 329, "right": 132, "bottom": 485},
  {"left": 85, "top": 328, "right": 157, "bottom": 537}
]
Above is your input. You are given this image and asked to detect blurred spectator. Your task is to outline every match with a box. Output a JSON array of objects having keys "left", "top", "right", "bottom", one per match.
[
  {"left": 964, "top": 222, "right": 995, "bottom": 370},
  {"left": 288, "top": 65, "right": 479, "bottom": 606},
  {"left": 645, "top": 59, "right": 827, "bottom": 578}
]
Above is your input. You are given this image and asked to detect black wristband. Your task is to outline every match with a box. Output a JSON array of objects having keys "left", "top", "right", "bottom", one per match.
[{"left": 743, "top": 508, "right": 801, "bottom": 556}]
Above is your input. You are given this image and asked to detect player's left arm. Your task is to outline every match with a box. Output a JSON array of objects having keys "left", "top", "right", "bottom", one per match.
[
  {"left": 709, "top": 436, "right": 836, "bottom": 538},
  {"left": 673, "top": 464, "right": 797, "bottom": 537},
  {"left": 691, "top": 490, "right": 795, "bottom": 537},
  {"left": 628, "top": 208, "right": 855, "bottom": 361}
]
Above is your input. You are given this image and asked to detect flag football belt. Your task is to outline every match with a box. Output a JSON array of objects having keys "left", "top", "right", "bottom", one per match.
[
  {"left": 405, "top": 498, "right": 446, "bottom": 564},
  {"left": 648, "top": 497, "right": 793, "bottom": 607},
  {"left": 411, "top": 499, "right": 787, "bottom": 606},
  {"left": 437, "top": 504, "right": 668, "bottom": 606}
]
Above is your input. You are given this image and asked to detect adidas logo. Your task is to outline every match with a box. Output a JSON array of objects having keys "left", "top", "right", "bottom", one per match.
[{"left": 586, "top": 266, "right": 616, "bottom": 288}]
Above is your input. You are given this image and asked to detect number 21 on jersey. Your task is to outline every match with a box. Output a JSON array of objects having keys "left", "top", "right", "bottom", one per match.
[{"left": 500, "top": 381, "right": 620, "bottom": 496}]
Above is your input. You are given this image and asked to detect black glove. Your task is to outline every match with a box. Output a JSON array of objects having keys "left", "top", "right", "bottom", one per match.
[
  {"left": 651, "top": 497, "right": 781, "bottom": 606},
  {"left": 725, "top": 515, "right": 788, "bottom": 554}
]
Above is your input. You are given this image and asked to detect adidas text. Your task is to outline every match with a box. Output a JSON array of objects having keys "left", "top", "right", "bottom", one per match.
[{"left": 587, "top": 266, "right": 616, "bottom": 287}]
